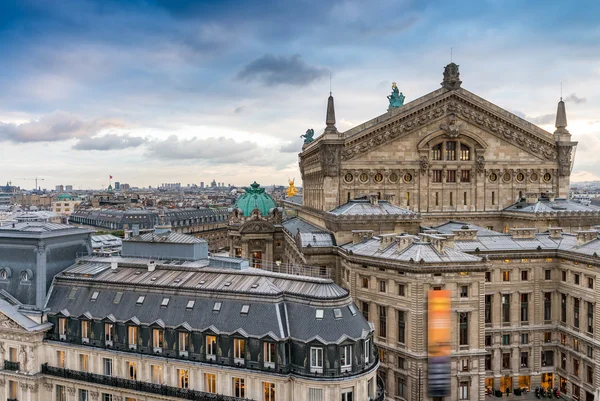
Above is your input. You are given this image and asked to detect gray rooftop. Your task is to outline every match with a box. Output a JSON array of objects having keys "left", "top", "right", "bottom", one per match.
[
  {"left": 0, "top": 222, "right": 91, "bottom": 238},
  {"left": 282, "top": 217, "right": 335, "bottom": 248},
  {"left": 504, "top": 198, "right": 600, "bottom": 214},
  {"left": 433, "top": 221, "right": 501, "bottom": 237},
  {"left": 128, "top": 231, "right": 206, "bottom": 244},
  {"left": 328, "top": 198, "right": 418, "bottom": 217}
]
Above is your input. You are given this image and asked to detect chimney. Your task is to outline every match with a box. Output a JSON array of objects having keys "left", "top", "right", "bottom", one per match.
[
  {"left": 576, "top": 230, "right": 598, "bottom": 246},
  {"left": 525, "top": 192, "right": 539, "bottom": 203},
  {"left": 395, "top": 234, "right": 414, "bottom": 253},
  {"left": 110, "top": 261, "right": 118, "bottom": 270},
  {"left": 352, "top": 230, "right": 373, "bottom": 245},
  {"left": 548, "top": 227, "right": 563, "bottom": 239},
  {"left": 438, "top": 234, "right": 456, "bottom": 249},
  {"left": 509, "top": 228, "right": 537, "bottom": 239},
  {"left": 379, "top": 234, "right": 396, "bottom": 250},
  {"left": 148, "top": 260, "right": 156, "bottom": 272},
  {"left": 547, "top": 192, "right": 556, "bottom": 202},
  {"left": 451, "top": 228, "right": 478, "bottom": 241}
]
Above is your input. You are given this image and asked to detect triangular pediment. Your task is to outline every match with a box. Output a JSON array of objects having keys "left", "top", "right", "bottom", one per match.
[
  {"left": 0, "top": 312, "right": 24, "bottom": 330},
  {"left": 340, "top": 89, "right": 557, "bottom": 162}
]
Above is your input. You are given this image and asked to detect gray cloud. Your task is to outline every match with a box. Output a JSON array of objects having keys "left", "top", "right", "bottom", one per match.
[
  {"left": 280, "top": 141, "right": 302, "bottom": 153},
  {"left": 564, "top": 93, "right": 586, "bottom": 104},
  {"left": 73, "top": 134, "right": 147, "bottom": 151},
  {"left": 0, "top": 111, "right": 121, "bottom": 143},
  {"left": 234, "top": 106, "right": 246, "bottom": 114},
  {"left": 146, "top": 136, "right": 263, "bottom": 164},
  {"left": 527, "top": 114, "right": 555, "bottom": 125},
  {"left": 237, "top": 54, "right": 329, "bottom": 86}
]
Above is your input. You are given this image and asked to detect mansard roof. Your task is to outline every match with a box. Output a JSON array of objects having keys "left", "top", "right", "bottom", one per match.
[{"left": 504, "top": 198, "right": 600, "bottom": 214}]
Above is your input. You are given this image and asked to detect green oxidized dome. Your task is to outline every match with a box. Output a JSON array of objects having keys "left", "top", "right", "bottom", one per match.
[
  {"left": 234, "top": 181, "right": 277, "bottom": 217},
  {"left": 57, "top": 193, "right": 73, "bottom": 200}
]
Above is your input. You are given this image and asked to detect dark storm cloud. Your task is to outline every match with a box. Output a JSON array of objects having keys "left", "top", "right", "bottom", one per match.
[
  {"left": 73, "top": 134, "right": 147, "bottom": 150},
  {"left": 564, "top": 93, "right": 586, "bottom": 104},
  {"left": 0, "top": 112, "right": 120, "bottom": 143},
  {"left": 237, "top": 54, "right": 329, "bottom": 87}
]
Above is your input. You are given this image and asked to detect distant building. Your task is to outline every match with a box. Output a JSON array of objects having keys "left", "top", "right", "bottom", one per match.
[
  {"left": 120, "top": 183, "right": 130, "bottom": 191},
  {"left": 200, "top": 181, "right": 204, "bottom": 188},
  {"left": 51, "top": 193, "right": 82, "bottom": 216},
  {"left": 114, "top": 181, "right": 120, "bottom": 191},
  {"left": 65, "top": 185, "right": 73, "bottom": 191},
  {"left": 55, "top": 185, "right": 64, "bottom": 192}
]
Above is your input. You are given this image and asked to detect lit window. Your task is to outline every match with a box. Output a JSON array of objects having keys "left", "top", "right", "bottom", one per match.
[
  {"left": 205, "top": 373, "right": 216, "bottom": 394},
  {"left": 233, "top": 378, "right": 245, "bottom": 398},
  {"left": 340, "top": 345, "right": 352, "bottom": 371},
  {"left": 178, "top": 369, "right": 189, "bottom": 389},
  {"left": 127, "top": 361, "right": 137, "bottom": 380},
  {"left": 151, "top": 364, "right": 163, "bottom": 384},
  {"left": 206, "top": 335, "right": 217, "bottom": 357},
  {"left": 264, "top": 382, "right": 276, "bottom": 401},
  {"left": 57, "top": 350, "right": 65, "bottom": 368},
  {"left": 234, "top": 339, "right": 245, "bottom": 361}
]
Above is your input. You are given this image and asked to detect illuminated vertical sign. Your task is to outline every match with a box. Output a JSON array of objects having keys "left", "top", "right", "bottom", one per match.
[{"left": 428, "top": 289, "right": 451, "bottom": 398}]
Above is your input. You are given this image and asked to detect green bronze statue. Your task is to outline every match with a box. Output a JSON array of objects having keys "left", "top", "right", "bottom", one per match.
[
  {"left": 300, "top": 128, "right": 315, "bottom": 144},
  {"left": 387, "top": 82, "right": 405, "bottom": 110}
]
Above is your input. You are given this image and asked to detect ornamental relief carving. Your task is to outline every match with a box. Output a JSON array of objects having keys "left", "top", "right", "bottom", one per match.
[
  {"left": 0, "top": 313, "right": 22, "bottom": 330},
  {"left": 340, "top": 96, "right": 557, "bottom": 161}
]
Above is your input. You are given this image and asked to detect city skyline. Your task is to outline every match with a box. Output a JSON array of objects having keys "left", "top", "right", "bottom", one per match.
[{"left": 1, "top": 0, "right": 600, "bottom": 188}]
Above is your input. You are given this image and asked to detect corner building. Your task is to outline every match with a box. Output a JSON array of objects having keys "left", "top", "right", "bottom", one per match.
[{"left": 238, "top": 63, "right": 600, "bottom": 401}]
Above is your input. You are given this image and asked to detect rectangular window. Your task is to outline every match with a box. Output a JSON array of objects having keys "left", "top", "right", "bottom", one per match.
[
  {"left": 340, "top": 345, "right": 352, "bottom": 371},
  {"left": 59, "top": 317, "right": 67, "bottom": 336},
  {"left": 341, "top": 388, "right": 354, "bottom": 401},
  {"left": 561, "top": 352, "right": 567, "bottom": 370},
  {"left": 502, "top": 294, "right": 511, "bottom": 323},
  {"left": 102, "top": 394, "right": 112, "bottom": 401},
  {"left": 459, "top": 312, "right": 469, "bottom": 346},
  {"left": 178, "top": 369, "right": 189, "bottom": 389},
  {"left": 561, "top": 294, "right": 567, "bottom": 323},
  {"left": 521, "top": 333, "right": 529, "bottom": 344},
  {"left": 104, "top": 323, "right": 113, "bottom": 344},
  {"left": 234, "top": 378, "right": 246, "bottom": 398},
  {"left": 432, "top": 170, "right": 442, "bottom": 183},
  {"left": 398, "top": 376, "right": 407, "bottom": 398},
  {"left": 461, "top": 170, "right": 470, "bottom": 182},
  {"left": 463, "top": 191, "right": 467, "bottom": 205},
  {"left": 446, "top": 141, "right": 456, "bottom": 160},
  {"left": 545, "top": 269, "right": 551, "bottom": 280},
  {"left": 574, "top": 298, "right": 580, "bottom": 328},
  {"left": 362, "top": 277, "right": 369, "bottom": 289},
  {"left": 431, "top": 144, "right": 442, "bottom": 160},
  {"left": 485, "top": 354, "right": 491, "bottom": 370},
  {"left": 459, "top": 381, "right": 469, "bottom": 400},
  {"left": 492, "top": 191, "right": 495, "bottom": 206},
  {"left": 521, "top": 293, "right": 529, "bottom": 323},
  {"left": 502, "top": 334, "right": 510, "bottom": 345},
  {"left": 573, "top": 359, "right": 580, "bottom": 376},
  {"left": 79, "top": 389, "right": 88, "bottom": 401},
  {"left": 460, "top": 285, "right": 468, "bottom": 298},
  {"left": 153, "top": 329, "right": 164, "bottom": 350},
  {"left": 485, "top": 272, "right": 491, "bottom": 282},
  {"left": 575, "top": 274, "right": 580, "bottom": 285},
  {"left": 206, "top": 335, "right": 217, "bottom": 357},
  {"left": 562, "top": 270, "right": 567, "bottom": 281},
  {"left": 502, "top": 353, "right": 510, "bottom": 369},
  {"left": 485, "top": 335, "right": 492, "bottom": 346},
  {"left": 127, "top": 361, "right": 137, "bottom": 380},
  {"left": 151, "top": 365, "right": 163, "bottom": 384},
  {"left": 587, "top": 301, "right": 594, "bottom": 334},
  {"left": 588, "top": 277, "right": 594, "bottom": 289},
  {"left": 397, "top": 356, "right": 406, "bottom": 369},
  {"left": 544, "top": 292, "right": 552, "bottom": 321},
  {"left": 406, "top": 192, "right": 410, "bottom": 207},
  {"left": 205, "top": 373, "right": 216, "bottom": 394},
  {"left": 587, "top": 365, "right": 593, "bottom": 384},
  {"left": 541, "top": 350, "right": 554, "bottom": 366},
  {"left": 521, "top": 270, "right": 528, "bottom": 281},
  {"left": 103, "top": 358, "right": 112, "bottom": 376},
  {"left": 397, "top": 310, "right": 406, "bottom": 344},
  {"left": 362, "top": 301, "right": 369, "bottom": 320},
  {"left": 234, "top": 338, "right": 245, "bottom": 361},
  {"left": 81, "top": 320, "right": 89, "bottom": 340},
  {"left": 57, "top": 350, "right": 65, "bottom": 368},
  {"left": 435, "top": 191, "right": 439, "bottom": 206},
  {"left": 128, "top": 326, "right": 137, "bottom": 348},
  {"left": 502, "top": 270, "right": 510, "bottom": 281},
  {"left": 460, "top": 358, "right": 468, "bottom": 371},
  {"left": 364, "top": 339, "right": 370, "bottom": 364},
  {"left": 379, "top": 280, "right": 386, "bottom": 292},
  {"left": 447, "top": 170, "right": 456, "bottom": 183},
  {"left": 264, "top": 382, "right": 276, "bottom": 401},
  {"left": 79, "top": 354, "right": 88, "bottom": 372},
  {"left": 379, "top": 305, "right": 387, "bottom": 338},
  {"left": 310, "top": 347, "right": 323, "bottom": 373},
  {"left": 521, "top": 352, "right": 529, "bottom": 368},
  {"left": 449, "top": 191, "right": 453, "bottom": 206},
  {"left": 398, "top": 284, "right": 405, "bottom": 296},
  {"left": 264, "top": 342, "right": 276, "bottom": 365},
  {"left": 485, "top": 295, "right": 492, "bottom": 324},
  {"left": 544, "top": 332, "right": 551, "bottom": 343},
  {"left": 56, "top": 384, "right": 66, "bottom": 401},
  {"left": 179, "top": 332, "right": 189, "bottom": 353}
]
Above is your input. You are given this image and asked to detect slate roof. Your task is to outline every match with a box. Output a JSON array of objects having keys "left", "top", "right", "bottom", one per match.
[
  {"left": 0, "top": 298, "right": 53, "bottom": 332},
  {"left": 128, "top": 231, "right": 206, "bottom": 244},
  {"left": 433, "top": 221, "right": 501, "bottom": 237},
  {"left": 91, "top": 234, "right": 122, "bottom": 248},
  {"left": 46, "top": 263, "right": 369, "bottom": 343},
  {"left": 328, "top": 198, "right": 417, "bottom": 217},
  {"left": 0, "top": 222, "right": 91, "bottom": 238},
  {"left": 282, "top": 217, "right": 335, "bottom": 248}
]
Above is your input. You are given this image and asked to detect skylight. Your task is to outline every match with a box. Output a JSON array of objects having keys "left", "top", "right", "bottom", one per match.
[
  {"left": 136, "top": 295, "right": 145, "bottom": 305},
  {"left": 315, "top": 309, "right": 324, "bottom": 320},
  {"left": 348, "top": 304, "right": 357, "bottom": 316},
  {"left": 333, "top": 308, "right": 343, "bottom": 319},
  {"left": 251, "top": 284, "right": 259, "bottom": 289},
  {"left": 224, "top": 282, "right": 232, "bottom": 287},
  {"left": 113, "top": 292, "right": 123, "bottom": 304},
  {"left": 241, "top": 305, "right": 250, "bottom": 314},
  {"left": 186, "top": 300, "right": 195, "bottom": 309},
  {"left": 161, "top": 297, "right": 170, "bottom": 307},
  {"left": 213, "top": 302, "right": 222, "bottom": 312},
  {"left": 67, "top": 288, "right": 78, "bottom": 300},
  {"left": 90, "top": 291, "right": 99, "bottom": 301}
]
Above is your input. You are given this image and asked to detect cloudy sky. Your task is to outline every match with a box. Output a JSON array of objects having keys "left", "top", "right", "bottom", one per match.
[{"left": 1, "top": 0, "right": 599, "bottom": 190}]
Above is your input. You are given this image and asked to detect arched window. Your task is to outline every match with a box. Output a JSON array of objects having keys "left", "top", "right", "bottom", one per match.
[
  {"left": 0, "top": 270, "right": 6, "bottom": 280},
  {"left": 20, "top": 270, "right": 29, "bottom": 282},
  {"left": 431, "top": 144, "right": 442, "bottom": 160}
]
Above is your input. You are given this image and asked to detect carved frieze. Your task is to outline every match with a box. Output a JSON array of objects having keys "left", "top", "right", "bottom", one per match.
[
  {"left": 321, "top": 145, "right": 340, "bottom": 177},
  {"left": 0, "top": 313, "right": 22, "bottom": 330},
  {"left": 476, "top": 156, "right": 485, "bottom": 174}
]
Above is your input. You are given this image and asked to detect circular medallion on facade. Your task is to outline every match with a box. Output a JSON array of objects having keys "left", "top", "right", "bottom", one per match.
[
  {"left": 530, "top": 173, "right": 538, "bottom": 182},
  {"left": 344, "top": 173, "right": 354, "bottom": 183},
  {"left": 359, "top": 173, "right": 369, "bottom": 183},
  {"left": 389, "top": 173, "right": 398, "bottom": 183},
  {"left": 489, "top": 173, "right": 498, "bottom": 182},
  {"left": 503, "top": 173, "right": 511, "bottom": 182},
  {"left": 543, "top": 173, "right": 552, "bottom": 182},
  {"left": 516, "top": 173, "right": 525, "bottom": 182},
  {"left": 404, "top": 173, "right": 413, "bottom": 183},
  {"left": 374, "top": 173, "right": 383, "bottom": 183}
]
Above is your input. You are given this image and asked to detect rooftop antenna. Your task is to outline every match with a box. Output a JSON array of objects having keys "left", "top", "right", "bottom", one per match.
[
  {"left": 329, "top": 72, "right": 332, "bottom": 95},
  {"left": 450, "top": 47, "right": 453, "bottom": 63},
  {"left": 560, "top": 82, "right": 563, "bottom": 101}
]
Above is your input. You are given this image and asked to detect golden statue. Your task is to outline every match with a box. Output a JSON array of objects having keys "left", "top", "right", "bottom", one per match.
[{"left": 286, "top": 178, "right": 298, "bottom": 197}]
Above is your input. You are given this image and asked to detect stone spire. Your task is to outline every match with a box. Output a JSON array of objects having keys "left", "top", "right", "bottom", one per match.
[
  {"left": 554, "top": 97, "right": 570, "bottom": 140},
  {"left": 325, "top": 93, "right": 336, "bottom": 132}
]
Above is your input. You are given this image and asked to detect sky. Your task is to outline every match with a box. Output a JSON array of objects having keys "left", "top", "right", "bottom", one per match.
[{"left": 1, "top": 0, "right": 599, "bottom": 190}]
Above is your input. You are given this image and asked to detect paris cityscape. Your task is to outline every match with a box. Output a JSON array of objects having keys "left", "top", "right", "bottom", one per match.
[{"left": 1, "top": 1, "right": 600, "bottom": 401}]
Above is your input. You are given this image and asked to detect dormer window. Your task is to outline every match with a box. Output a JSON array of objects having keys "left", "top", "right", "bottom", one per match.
[{"left": 20, "top": 270, "right": 30, "bottom": 282}]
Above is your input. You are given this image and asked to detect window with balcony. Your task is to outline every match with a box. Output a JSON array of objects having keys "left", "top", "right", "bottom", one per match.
[
  {"left": 234, "top": 339, "right": 245, "bottom": 363},
  {"left": 264, "top": 382, "right": 276, "bottom": 401},
  {"left": 152, "top": 329, "right": 164, "bottom": 352},
  {"left": 206, "top": 335, "right": 217, "bottom": 360},
  {"left": 205, "top": 373, "right": 216, "bottom": 394},
  {"left": 127, "top": 361, "right": 137, "bottom": 380},
  {"left": 79, "top": 354, "right": 88, "bottom": 372},
  {"left": 59, "top": 318, "right": 67, "bottom": 339},
  {"left": 340, "top": 345, "right": 352, "bottom": 372},
  {"left": 264, "top": 342, "right": 275, "bottom": 368},
  {"left": 179, "top": 332, "right": 189, "bottom": 355},
  {"left": 178, "top": 369, "right": 189, "bottom": 389},
  {"left": 234, "top": 378, "right": 246, "bottom": 398},
  {"left": 310, "top": 347, "right": 323, "bottom": 373},
  {"left": 57, "top": 350, "right": 65, "bottom": 368},
  {"left": 151, "top": 365, "right": 163, "bottom": 384},
  {"left": 103, "top": 358, "right": 112, "bottom": 376},
  {"left": 128, "top": 326, "right": 137, "bottom": 349},
  {"left": 104, "top": 323, "right": 114, "bottom": 345},
  {"left": 81, "top": 320, "right": 90, "bottom": 342}
]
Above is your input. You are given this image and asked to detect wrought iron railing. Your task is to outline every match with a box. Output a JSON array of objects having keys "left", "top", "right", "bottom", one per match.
[
  {"left": 42, "top": 363, "right": 252, "bottom": 401},
  {"left": 375, "top": 374, "right": 385, "bottom": 401},
  {"left": 4, "top": 360, "right": 19, "bottom": 371}
]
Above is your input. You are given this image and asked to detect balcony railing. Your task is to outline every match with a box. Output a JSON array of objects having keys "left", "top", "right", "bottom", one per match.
[
  {"left": 375, "top": 375, "right": 385, "bottom": 401},
  {"left": 45, "top": 334, "right": 379, "bottom": 379},
  {"left": 4, "top": 360, "right": 19, "bottom": 371},
  {"left": 42, "top": 363, "right": 252, "bottom": 401}
]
